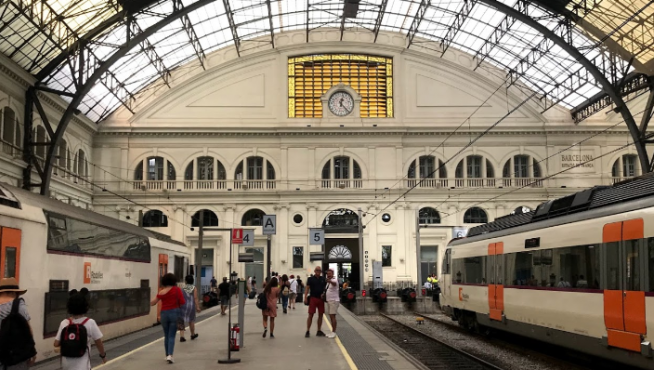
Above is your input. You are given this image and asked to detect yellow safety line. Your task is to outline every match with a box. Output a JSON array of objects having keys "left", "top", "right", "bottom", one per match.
[
  {"left": 95, "top": 305, "right": 236, "bottom": 369},
  {"left": 323, "top": 314, "right": 358, "bottom": 370}
]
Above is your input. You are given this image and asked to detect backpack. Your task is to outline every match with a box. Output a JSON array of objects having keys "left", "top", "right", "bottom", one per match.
[
  {"left": 60, "top": 318, "right": 90, "bottom": 358},
  {"left": 281, "top": 285, "right": 290, "bottom": 297},
  {"left": 0, "top": 298, "right": 37, "bottom": 366},
  {"left": 255, "top": 292, "right": 268, "bottom": 310}
]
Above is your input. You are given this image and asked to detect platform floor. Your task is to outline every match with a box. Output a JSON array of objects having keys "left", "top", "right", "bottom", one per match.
[{"left": 36, "top": 299, "right": 422, "bottom": 370}]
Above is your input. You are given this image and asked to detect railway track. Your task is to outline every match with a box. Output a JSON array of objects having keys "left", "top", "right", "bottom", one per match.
[{"left": 372, "top": 313, "right": 505, "bottom": 370}]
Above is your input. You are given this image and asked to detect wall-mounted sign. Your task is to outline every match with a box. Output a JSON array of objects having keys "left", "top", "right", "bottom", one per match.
[
  {"left": 83, "top": 262, "right": 103, "bottom": 284},
  {"left": 560, "top": 151, "right": 595, "bottom": 173}
]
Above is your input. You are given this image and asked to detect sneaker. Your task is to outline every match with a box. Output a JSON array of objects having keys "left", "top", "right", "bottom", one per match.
[
  {"left": 326, "top": 332, "right": 337, "bottom": 339},
  {"left": 263, "top": 329, "right": 267, "bottom": 338},
  {"left": 305, "top": 331, "right": 310, "bottom": 338},
  {"left": 270, "top": 333, "right": 275, "bottom": 339},
  {"left": 191, "top": 334, "right": 199, "bottom": 340},
  {"left": 316, "top": 331, "right": 326, "bottom": 337},
  {"left": 166, "top": 355, "right": 174, "bottom": 364},
  {"left": 283, "top": 309, "right": 287, "bottom": 314},
  {"left": 180, "top": 337, "right": 186, "bottom": 342}
]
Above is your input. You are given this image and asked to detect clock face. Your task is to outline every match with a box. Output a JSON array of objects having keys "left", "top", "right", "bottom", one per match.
[{"left": 328, "top": 91, "right": 354, "bottom": 116}]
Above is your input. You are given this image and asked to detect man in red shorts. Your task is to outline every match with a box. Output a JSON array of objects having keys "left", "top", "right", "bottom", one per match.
[{"left": 304, "top": 266, "right": 327, "bottom": 338}]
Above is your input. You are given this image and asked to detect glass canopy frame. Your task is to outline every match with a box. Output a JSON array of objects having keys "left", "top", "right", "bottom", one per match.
[{"left": 0, "top": 0, "right": 651, "bottom": 123}]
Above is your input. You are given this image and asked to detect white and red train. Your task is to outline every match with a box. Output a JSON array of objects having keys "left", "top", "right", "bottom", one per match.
[
  {"left": 441, "top": 175, "right": 654, "bottom": 369},
  {"left": 0, "top": 183, "right": 190, "bottom": 362}
]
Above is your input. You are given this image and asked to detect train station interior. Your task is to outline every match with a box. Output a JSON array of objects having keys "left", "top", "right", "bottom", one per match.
[{"left": 0, "top": 1, "right": 653, "bottom": 369}]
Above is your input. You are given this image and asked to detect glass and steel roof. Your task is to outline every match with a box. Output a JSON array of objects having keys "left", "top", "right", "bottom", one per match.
[{"left": 0, "top": 0, "right": 651, "bottom": 123}]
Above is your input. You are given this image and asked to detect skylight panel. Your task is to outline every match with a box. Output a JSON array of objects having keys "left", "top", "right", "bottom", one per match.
[
  {"left": 275, "top": 0, "right": 306, "bottom": 32},
  {"left": 188, "top": 2, "right": 232, "bottom": 53},
  {"left": 381, "top": 0, "right": 411, "bottom": 31}
]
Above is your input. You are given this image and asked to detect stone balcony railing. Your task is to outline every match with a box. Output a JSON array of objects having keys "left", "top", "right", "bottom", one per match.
[{"left": 111, "top": 176, "right": 631, "bottom": 193}]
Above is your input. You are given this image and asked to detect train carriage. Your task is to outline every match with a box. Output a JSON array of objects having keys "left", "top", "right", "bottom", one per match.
[
  {"left": 0, "top": 183, "right": 190, "bottom": 362},
  {"left": 441, "top": 175, "right": 654, "bottom": 369}
]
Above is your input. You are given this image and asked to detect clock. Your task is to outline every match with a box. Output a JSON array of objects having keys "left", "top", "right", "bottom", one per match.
[{"left": 328, "top": 91, "right": 354, "bottom": 116}]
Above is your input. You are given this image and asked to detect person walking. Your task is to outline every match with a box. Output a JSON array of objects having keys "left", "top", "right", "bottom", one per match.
[
  {"left": 288, "top": 275, "right": 298, "bottom": 310},
  {"left": 210, "top": 277, "right": 218, "bottom": 292},
  {"left": 324, "top": 269, "right": 340, "bottom": 339},
  {"left": 280, "top": 275, "right": 290, "bottom": 314},
  {"left": 150, "top": 273, "right": 185, "bottom": 364},
  {"left": 218, "top": 277, "right": 230, "bottom": 316},
  {"left": 179, "top": 275, "right": 201, "bottom": 342},
  {"left": 54, "top": 292, "right": 107, "bottom": 369},
  {"left": 0, "top": 277, "right": 37, "bottom": 370},
  {"left": 261, "top": 277, "right": 280, "bottom": 338},
  {"left": 304, "top": 266, "right": 327, "bottom": 338}
]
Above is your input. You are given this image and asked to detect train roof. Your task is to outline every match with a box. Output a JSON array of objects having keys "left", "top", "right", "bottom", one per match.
[
  {"left": 452, "top": 173, "right": 654, "bottom": 246},
  {"left": 0, "top": 183, "right": 186, "bottom": 247}
]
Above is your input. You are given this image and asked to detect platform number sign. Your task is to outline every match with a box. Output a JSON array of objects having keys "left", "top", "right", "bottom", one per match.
[
  {"left": 309, "top": 229, "right": 324, "bottom": 245},
  {"left": 241, "top": 229, "right": 254, "bottom": 246},
  {"left": 364, "top": 250, "right": 369, "bottom": 272}
]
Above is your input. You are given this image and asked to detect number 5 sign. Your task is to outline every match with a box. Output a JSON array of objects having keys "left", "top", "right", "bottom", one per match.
[{"left": 309, "top": 228, "right": 324, "bottom": 245}]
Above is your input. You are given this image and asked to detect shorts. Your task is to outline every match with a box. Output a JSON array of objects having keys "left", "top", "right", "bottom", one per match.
[
  {"left": 326, "top": 301, "right": 340, "bottom": 315},
  {"left": 220, "top": 295, "right": 229, "bottom": 306},
  {"left": 289, "top": 293, "right": 297, "bottom": 302},
  {"left": 308, "top": 297, "right": 324, "bottom": 315}
]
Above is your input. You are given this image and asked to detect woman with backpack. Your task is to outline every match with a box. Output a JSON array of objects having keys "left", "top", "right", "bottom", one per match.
[
  {"left": 179, "top": 275, "right": 201, "bottom": 342},
  {"left": 261, "top": 277, "right": 280, "bottom": 338},
  {"left": 54, "top": 291, "right": 106, "bottom": 370},
  {"left": 279, "top": 274, "right": 290, "bottom": 314},
  {"left": 0, "top": 277, "right": 36, "bottom": 370},
  {"left": 150, "top": 273, "right": 185, "bottom": 364}
]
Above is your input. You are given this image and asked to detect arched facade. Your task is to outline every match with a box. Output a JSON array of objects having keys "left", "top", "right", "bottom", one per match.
[
  {"left": 143, "top": 210, "right": 168, "bottom": 227},
  {"left": 407, "top": 155, "right": 447, "bottom": 188},
  {"left": 464, "top": 207, "right": 488, "bottom": 224},
  {"left": 612, "top": 154, "right": 640, "bottom": 182},
  {"left": 242, "top": 208, "right": 266, "bottom": 226},
  {"left": 502, "top": 154, "right": 543, "bottom": 187},
  {"left": 191, "top": 209, "right": 219, "bottom": 227},
  {"left": 134, "top": 156, "right": 177, "bottom": 190},
  {"left": 321, "top": 155, "right": 362, "bottom": 188},
  {"left": 234, "top": 156, "right": 276, "bottom": 190},
  {"left": 184, "top": 156, "right": 227, "bottom": 190},
  {"left": 455, "top": 155, "right": 495, "bottom": 188}
]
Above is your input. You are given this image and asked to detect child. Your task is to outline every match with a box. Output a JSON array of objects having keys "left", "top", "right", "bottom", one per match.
[{"left": 54, "top": 291, "right": 107, "bottom": 369}]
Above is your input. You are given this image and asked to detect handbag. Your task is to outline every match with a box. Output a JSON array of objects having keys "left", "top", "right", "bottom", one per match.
[{"left": 176, "top": 287, "right": 186, "bottom": 330}]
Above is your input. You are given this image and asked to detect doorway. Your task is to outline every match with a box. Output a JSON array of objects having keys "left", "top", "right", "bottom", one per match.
[{"left": 324, "top": 238, "right": 360, "bottom": 290}]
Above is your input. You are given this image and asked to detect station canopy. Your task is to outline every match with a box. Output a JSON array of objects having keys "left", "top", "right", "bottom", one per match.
[{"left": 0, "top": 0, "right": 652, "bottom": 122}]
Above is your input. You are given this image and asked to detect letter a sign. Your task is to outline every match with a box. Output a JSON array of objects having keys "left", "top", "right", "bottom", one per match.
[{"left": 262, "top": 215, "right": 276, "bottom": 235}]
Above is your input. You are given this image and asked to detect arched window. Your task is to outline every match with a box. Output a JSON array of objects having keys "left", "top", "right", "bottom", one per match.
[
  {"left": 321, "top": 156, "right": 363, "bottom": 188},
  {"left": 35, "top": 126, "right": 46, "bottom": 159},
  {"left": 612, "top": 154, "right": 639, "bottom": 180},
  {"left": 455, "top": 156, "right": 494, "bottom": 187},
  {"left": 143, "top": 210, "right": 168, "bottom": 227},
  {"left": 407, "top": 156, "right": 447, "bottom": 188},
  {"left": 419, "top": 207, "right": 441, "bottom": 224},
  {"left": 322, "top": 208, "right": 359, "bottom": 233},
  {"left": 502, "top": 155, "right": 543, "bottom": 187},
  {"left": 77, "top": 149, "right": 87, "bottom": 178},
  {"left": 1, "top": 107, "right": 20, "bottom": 155},
  {"left": 235, "top": 156, "right": 276, "bottom": 189},
  {"left": 134, "top": 157, "right": 176, "bottom": 187},
  {"left": 191, "top": 209, "right": 219, "bottom": 227},
  {"left": 183, "top": 157, "right": 226, "bottom": 189},
  {"left": 242, "top": 209, "right": 266, "bottom": 226},
  {"left": 55, "top": 139, "right": 67, "bottom": 176},
  {"left": 464, "top": 207, "right": 488, "bottom": 224}
]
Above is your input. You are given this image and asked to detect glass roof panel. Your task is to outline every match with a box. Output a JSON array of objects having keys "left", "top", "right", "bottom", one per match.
[{"left": 1, "top": 0, "right": 650, "bottom": 123}]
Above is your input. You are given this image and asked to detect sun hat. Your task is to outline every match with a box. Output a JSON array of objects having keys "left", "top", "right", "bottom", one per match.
[{"left": 0, "top": 277, "right": 27, "bottom": 295}]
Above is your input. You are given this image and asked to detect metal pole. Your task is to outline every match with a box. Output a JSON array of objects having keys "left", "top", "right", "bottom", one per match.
[
  {"left": 358, "top": 208, "right": 363, "bottom": 292},
  {"left": 218, "top": 231, "right": 240, "bottom": 364},
  {"left": 266, "top": 235, "right": 271, "bottom": 279},
  {"left": 238, "top": 280, "right": 245, "bottom": 349},
  {"left": 195, "top": 210, "right": 204, "bottom": 295},
  {"left": 416, "top": 209, "right": 421, "bottom": 294}
]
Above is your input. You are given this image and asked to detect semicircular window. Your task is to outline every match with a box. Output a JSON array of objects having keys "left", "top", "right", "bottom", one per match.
[
  {"left": 242, "top": 209, "right": 266, "bottom": 226},
  {"left": 322, "top": 208, "right": 359, "bottom": 233},
  {"left": 328, "top": 245, "right": 353, "bottom": 260}
]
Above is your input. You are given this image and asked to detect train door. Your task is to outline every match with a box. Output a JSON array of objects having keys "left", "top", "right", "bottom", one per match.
[
  {"left": 602, "top": 219, "right": 646, "bottom": 353},
  {"left": 157, "top": 254, "right": 169, "bottom": 322},
  {"left": 0, "top": 227, "right": 21, "bottom": 281},
  {"left": 487, "top": 242, "right": 504, "bottom": 321}
]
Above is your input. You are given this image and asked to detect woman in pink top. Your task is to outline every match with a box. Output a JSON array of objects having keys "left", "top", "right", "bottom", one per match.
[
  {"left": 150, "top": 273, "right": 185, "bottom": 364},
  {"left": 261, "top": 277, "right": 280, "bottom": 338}
]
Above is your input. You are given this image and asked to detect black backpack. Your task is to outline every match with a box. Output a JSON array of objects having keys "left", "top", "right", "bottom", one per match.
[
  {"left": 0, "top": 298, "right": 37, "bottom": 366},
  {"left": 60, "top": 318, "right": 90, "bottom": 358},
  {"left": 255, "top": 292, "right": 268, "bottom": 310}
]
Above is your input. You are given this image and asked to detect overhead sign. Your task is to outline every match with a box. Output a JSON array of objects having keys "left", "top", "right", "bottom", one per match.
[
  {"left": 263, "top": 215, "right": 276, "bottom": 235},
  {"left": 232, "top": 229, "right": 244, "bottom": 244},
  {"left": 309, "top": 228, "right": 325, "bottom": 245},
  {"left": 242, "top": 229, "right": 255, "bottom": 246}
]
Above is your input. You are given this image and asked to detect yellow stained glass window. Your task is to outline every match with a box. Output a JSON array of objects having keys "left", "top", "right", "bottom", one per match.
[{"left": 288, "top": 54, "right": 393, "bottom": 118}]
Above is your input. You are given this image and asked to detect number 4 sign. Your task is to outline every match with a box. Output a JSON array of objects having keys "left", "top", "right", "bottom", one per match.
[{"left": 309, "top": 228, "right": 324, "bottom": 245}]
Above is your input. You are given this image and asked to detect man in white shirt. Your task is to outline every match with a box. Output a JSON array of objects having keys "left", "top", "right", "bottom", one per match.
[
  {"left": 325, "top": 269, "right": 340, "bottom": 339},
  {"left": 289, "top": 275, "right": 298, "bottom": 310},
  {"left": 423, "top": 281, "right": 432, "bottom": 290}
]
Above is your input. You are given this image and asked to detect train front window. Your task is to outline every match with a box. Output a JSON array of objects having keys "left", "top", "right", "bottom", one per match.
[{"left": 606, "top": 242, "right": 621, "bottom": 290}]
